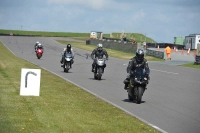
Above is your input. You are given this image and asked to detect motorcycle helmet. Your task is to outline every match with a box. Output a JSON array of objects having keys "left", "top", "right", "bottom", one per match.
[
  {"left": 38, "top": 43, "right": 42, "bottom": 48},
  {"left": 136, "top": 48, "right": 144, "bottom": 62},
  {"left": 97, "top": 43, "right": 103, "bottom": 51},
  {"left": 66, "top": 44, "right": 71, "bottom": 51},
  {"left": 36, "top": 41, "right": 39, "bottom": 45}
]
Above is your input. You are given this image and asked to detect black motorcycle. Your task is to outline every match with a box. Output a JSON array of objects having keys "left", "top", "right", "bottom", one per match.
[{"left": 127, "top": 67, "right": 149, "bottom": 104}]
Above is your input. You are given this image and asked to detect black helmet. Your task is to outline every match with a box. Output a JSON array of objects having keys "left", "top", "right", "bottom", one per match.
[
  {"left": 66, "top": 44, "right": 71, "bottom": 50},
  {"left": 136, "top": 49, "right": 144, "bottom": 62}
]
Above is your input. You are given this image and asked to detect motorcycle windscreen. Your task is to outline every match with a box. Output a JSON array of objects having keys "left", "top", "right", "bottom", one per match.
[
  {"left": 133, "top": 67, "right": 146, "bottom": 78},
  {"left": 65, "top": 53, "right": 72, "bottom": 58},
  {"left": 96, "top": 56, "right": 103, "bottom": 60},
  {"left": 96, "top": 56, "right": 105, "bottom": 66}
]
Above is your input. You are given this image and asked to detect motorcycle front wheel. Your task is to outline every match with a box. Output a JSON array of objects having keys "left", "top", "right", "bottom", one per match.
[
  {"left": 64, "top": 62, "right": 70, "bottom": 73},
  {"left": 136, "top": 86, "right": 144, "bottom": 104}
]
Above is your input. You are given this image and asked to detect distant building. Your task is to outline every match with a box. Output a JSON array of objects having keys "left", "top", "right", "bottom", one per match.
[
  {"left": 184, "top": 34, "right": 200, "bottom": 50},
  {"left": 90, "top": 31, "right": 103, "bottom": 39},
  {"left": 174, "top": 37, "right": 184, "bottom": 45}
]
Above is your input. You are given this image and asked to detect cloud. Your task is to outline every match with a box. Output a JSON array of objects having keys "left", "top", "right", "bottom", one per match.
[
  {"left": 47, "top": 0, "right": 132, "bottom": 11},
  {"left": 187, "top": 12, "right": 199, "bottom": 19},
  {"left": 132, "top": 9, "right": 145, "bottom": 21},
  {"left": 153, "top": 13, "right": 171, "bottom": 23},
  {"left": 0, "top": 14, "right": 3, "bottom": 21}
]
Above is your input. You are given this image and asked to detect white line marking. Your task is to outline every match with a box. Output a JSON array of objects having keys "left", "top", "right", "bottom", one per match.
[{"left": 151, "top": 69, "right": 179, "bottom": 74}]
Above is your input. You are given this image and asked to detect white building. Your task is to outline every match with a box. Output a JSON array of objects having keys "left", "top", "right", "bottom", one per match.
[
  {"left": 90, "top": 31, "right": 103, "bottom": 39},
  {"left": 184, "top": 34, "right": 200, "bottom": 50}
]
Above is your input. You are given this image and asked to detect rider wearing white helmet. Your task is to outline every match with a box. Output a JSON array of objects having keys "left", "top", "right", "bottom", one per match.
[
  {"left": 91, "top": 43, "right": 108, "bottom": 72},
  {"left": 35, "top": 41, "right": 40, "bottom": 51},
  {"left": 35, "top": 42, "right": 43, "bottom": 52}
]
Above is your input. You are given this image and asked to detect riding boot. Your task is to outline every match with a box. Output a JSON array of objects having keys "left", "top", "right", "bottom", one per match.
[
  {"left": 124, "top": 84, "right": 128, "bottom": 90},
  {"left": 60, "top": 57, "right": 64, "bottom": 67},
  {"left": 92, "top": 64, "right": 95, "bottom": 72},
  {"left": 92, "top": 66, "right": 94, "bottom": 72}
]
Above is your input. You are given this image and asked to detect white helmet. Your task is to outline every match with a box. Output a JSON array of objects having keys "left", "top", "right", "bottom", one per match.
[
  {"left": 36, "top": 41, "right": 39, "bottom": 44},
  {"left": 97, "top": 43, "right": 103, "bottom": 51},
  {"left": 38, "top": 43, "right": 42, "bottom": 46},
  {"left": 97, "top": 43, "right": 103, "bottom": 48}
]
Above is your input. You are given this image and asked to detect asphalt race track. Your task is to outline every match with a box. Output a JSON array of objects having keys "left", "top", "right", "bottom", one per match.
[{"left": 1, "top": 36, "right": 200, "bottom": 133}]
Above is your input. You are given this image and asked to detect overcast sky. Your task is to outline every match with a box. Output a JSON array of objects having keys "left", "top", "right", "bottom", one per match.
[{"left": 0, "top": 0, "right": 199, "bottom": 43}]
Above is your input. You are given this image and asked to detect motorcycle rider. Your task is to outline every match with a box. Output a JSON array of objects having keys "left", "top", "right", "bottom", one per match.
[
  {"left": 91, "top": 43, "right": 108, "bottom": 72},
  {"left": 123, "top": 48, "right": 150, "bottom": 90},
  {"left": 34, "top": 41, "right": 40, "bottom": 51},
  {"left": 35, "top": 43, "right": 44, "bottom": 52},
  {"left": 60, "top": 44, "right": 74, "bottom": 67}
]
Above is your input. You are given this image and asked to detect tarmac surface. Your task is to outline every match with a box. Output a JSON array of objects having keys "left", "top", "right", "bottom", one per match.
[{"left": 1, "top": 36, "right": 200, "bottom": 133}]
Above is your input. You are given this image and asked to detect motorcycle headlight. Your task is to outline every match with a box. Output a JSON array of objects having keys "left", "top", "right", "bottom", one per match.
[{"left": 144, "top": 77, "right": 147, "bottom": 80}]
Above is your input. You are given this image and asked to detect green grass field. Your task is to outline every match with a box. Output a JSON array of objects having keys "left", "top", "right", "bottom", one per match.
[
  {"left": 0, "top": 29, "right": 90, "bottom": 37},
  {"left": 103, "top": 33, "right": 156, "bottom": 43},
  {"left": 0, "top": 29, "right": 155, "bottom": 43},
  {"left": 179, "top": 63, "right": 200, "bottom": 69},
  {"left": 0, "top": 41, "right": 161, "bottom": 132}
]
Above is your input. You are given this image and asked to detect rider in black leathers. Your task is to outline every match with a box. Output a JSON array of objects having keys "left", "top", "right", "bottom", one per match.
[
  {"left": 60, "top": 44, "right": 74, "bottom": 67},
  {"left": 123, "top": 48, "right": 150, "bottom": 90},
  {"left": 91, "top": 43, "right": 108, "bottom": 72}
]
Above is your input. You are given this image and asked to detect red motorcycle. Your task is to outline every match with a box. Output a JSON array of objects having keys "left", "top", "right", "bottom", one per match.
[{"left": 36, "top": 48, "right": 43, "bottom": 59}]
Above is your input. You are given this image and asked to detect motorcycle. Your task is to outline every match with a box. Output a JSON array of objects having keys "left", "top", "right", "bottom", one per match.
[
  {"left": 63, "top": 53, "right": 73, "bottom": 73},
  {"left": 127, "top": 67, "right": 149, "bottom": 104},
  {"left": 93, "top": 56, "right": 106, "bottom": 80},
  {"left": 36, "top": 48, "right": 43, "bottom": 59}
]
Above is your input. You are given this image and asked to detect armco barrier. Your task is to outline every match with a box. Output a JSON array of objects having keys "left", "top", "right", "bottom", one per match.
[
  {"left": 147, "top": 43, "right": 185, "bottom": 50},
  {"left": 88, "top": 38, "right": 138, "bottom": 53},
  {"left": 146, "top": 49, "right": 164, "bottom": 59}
]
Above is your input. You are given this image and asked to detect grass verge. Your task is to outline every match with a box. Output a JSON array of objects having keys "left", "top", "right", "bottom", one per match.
[
  {"left": 178, "top": 63, "right": 200, "bottom": 69},
  {"left": 56, "top": 40, "right": 163, "bottom": 61},
  {"left": 0, "top": 29, "right": 89, "bottom": 37},
  {"left": 0, "top": 42, "right": 161, "bottom": 132},
  {"left": 0, "top": 29, "right": 155, "bottom": 43}
]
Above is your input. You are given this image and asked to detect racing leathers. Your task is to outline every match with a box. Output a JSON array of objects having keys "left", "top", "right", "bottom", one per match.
[
  {"left": 60, "top": 48, "right": 74, "bottom": 67},
  {"left": 91, "top": 48, "right": 108, "bottom": 72},
  {"left": 35, "top": 44, "right": 44, "bottom": 52},
  {"left": 124, "top": 56, "right": 150, "bottom": 90}
]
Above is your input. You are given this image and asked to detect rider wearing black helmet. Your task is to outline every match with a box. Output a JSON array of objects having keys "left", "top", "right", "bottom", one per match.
[
  {"left": 123, "top": 48, "right": 150, "bottom": 90},
  {"left": 60, "top": 44, "right": 74, "bottom": 67}
]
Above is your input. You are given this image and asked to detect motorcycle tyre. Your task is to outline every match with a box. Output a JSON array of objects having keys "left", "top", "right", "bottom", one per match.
[
  {"left": 136, "top": 86, "right": 144, "bottom": 104},
  {"left": 128, "top": 94, "right": 133, "bottom": 101}
]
